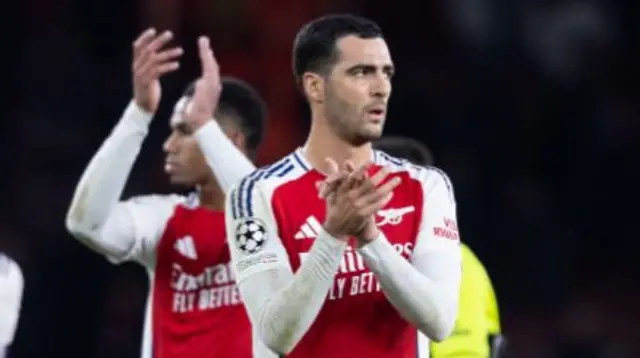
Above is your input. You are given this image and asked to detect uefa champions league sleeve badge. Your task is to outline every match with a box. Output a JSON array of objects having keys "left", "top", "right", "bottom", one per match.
[{"left": 234, "top": 218, "right": 268, "bottom": 255}]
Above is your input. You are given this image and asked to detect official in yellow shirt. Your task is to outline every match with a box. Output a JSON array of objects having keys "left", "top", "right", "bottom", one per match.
[{"left": 374, "top": 137, "right": 505, "bottom": 358}]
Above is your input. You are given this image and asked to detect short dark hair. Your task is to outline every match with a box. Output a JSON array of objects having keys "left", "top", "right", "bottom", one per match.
[
  {"left": 292, "top": 14, "right": 383, "bottom": 86},
  {"left": 374, "top": 136, "right": 435, "bottom": 166},
  {"left": 182, "top": 77, "right": 267, "bottom": 158}
]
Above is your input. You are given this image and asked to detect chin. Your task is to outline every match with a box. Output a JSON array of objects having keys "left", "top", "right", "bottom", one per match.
[
  {"left": 360, "top": 128, "right": 384, "bottom": 142},
  {"left": 350, "top": 133, "right": 382, "bottom": 146}
]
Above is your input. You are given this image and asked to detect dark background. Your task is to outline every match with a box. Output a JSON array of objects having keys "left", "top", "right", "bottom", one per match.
[{"left": 2, "top": 0, "right": 638, "bottom": 357}]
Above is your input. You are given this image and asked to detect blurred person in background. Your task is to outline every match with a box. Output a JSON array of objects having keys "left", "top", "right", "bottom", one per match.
[
  {"left": 374, "top": 136, "right": 505, "bottom": 358},
  {"left": 224, "top": 14, "right": 461, "bottom": 357},
  {"left": 0, "top": 254, "right": 23, "bottom": 358},
  {"left": 65, "top": 28, "right": 275, "bottom": 358}
]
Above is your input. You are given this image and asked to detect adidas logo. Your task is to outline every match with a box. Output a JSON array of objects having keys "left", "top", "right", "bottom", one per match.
[
  {"left": 175, "top": 235, "right": 198, "bottom": 260},
  {"left": 294, "top": 216, "right": 323, "bottom": 239}
]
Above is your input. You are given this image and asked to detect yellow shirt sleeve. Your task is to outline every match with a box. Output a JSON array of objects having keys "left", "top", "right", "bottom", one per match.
[{"left": 430, "top": 244, "right": 500, "bottom": 358}]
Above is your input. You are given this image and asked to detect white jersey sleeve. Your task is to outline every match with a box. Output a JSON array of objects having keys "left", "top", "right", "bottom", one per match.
[
  {"left": 225, "top": 174, "right": 347, "bottom": 354},
  {"left": 65, "top": 100, "right": 181, "bottom": 266},
  {"left": 100, "top": 194, "right": 182, "bottom": 265},
  {"left": 193, "top": 120, "right": 256, "bottom": 193},
  {"left": 358, "top": 168, "right": 462, "bottom": 341},
  {"left": 0, "top": 254, "right": 24, "bottom": 346}
]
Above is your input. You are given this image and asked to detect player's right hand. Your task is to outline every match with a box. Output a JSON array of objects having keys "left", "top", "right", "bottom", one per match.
[
  {"left": 322, "top": 159, "right": 401, "bottom": 240},
  {"left": 184, "top": 36, "right": 222, "bottom": 131},
  {"left": 132, "top": 28, "right": 183, "bottom": 113}
]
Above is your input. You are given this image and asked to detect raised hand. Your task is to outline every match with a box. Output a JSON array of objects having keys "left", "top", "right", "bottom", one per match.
[
  {"left": 132, "top": 28, "right": 182, "bottom": 113},
  {"left": 322, "top": 161, "right": 401, "bottom": 241},
  {"left": 184, "top": 36, "right": 222, "bottom": 131}
]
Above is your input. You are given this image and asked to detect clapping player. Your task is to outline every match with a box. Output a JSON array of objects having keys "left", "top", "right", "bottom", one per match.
[
  {"left": 66, "top": 29, "right": 275, "bottom": 358},
  {"left": 225, "top": 14, "right": 462, "bottom": 357}
]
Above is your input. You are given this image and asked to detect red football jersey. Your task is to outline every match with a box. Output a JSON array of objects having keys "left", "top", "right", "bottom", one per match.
[
  {"left": 152, "top": 205, "right": 250, "bottom": 358},
  {"left": 227, "top": 149, "right": 460, "bottom": 358},
  {"left": 118, "top": 195, "right": 275, "bottom": 358}
]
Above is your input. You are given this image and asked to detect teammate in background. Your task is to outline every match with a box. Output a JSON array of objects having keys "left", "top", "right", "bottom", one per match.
[
  {"left": 0, "top": 254, "right": 24, "bottom": 358},
  {"left": 224, "top": 14, "right": 462, "bottom": 357},
  {"left": 65, "top": 29, "right": 275, "bottom": 358},
  {"left": 374, "top": 136, "right": 505, "bottom": 358}
]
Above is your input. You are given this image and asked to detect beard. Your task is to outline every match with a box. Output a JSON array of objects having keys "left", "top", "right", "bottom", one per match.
[{"left": 324, "top": 88, "right": 383, "bottom": 146}]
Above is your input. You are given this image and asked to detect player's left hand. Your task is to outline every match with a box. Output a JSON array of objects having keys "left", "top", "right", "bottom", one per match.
[
  {"left": 184, "top": 36, "right": 222, "bottom": 131},
  {"left": 319, "top": 161, "right": 401, "bottom": 243}
]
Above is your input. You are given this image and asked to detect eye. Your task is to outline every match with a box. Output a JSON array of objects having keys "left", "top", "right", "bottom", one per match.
[
  {"left": 348, "top": 66, "right": 370, "bottom": 77},
  {"left": 383, "top": 66, "right": 395, "bottom": 79},
  {"left": 174, "top": 123, "right": 192, "bottom": 136},
  {"left": 353, "top": 68, "right": 365, "bottom": 76}
]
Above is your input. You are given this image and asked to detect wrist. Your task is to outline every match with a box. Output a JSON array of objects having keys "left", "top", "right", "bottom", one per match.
[
  {"left": 322, "top": 223, "right": 349, "bottom": 242},
  {"left": 132, "top": 96, "right": 154, "bottom": 115},
  {"left": 125, "top": 100, "right": 154, "bottom": 129},
  {"left": 189, "top": 116, "right": 214, "bottom": 133},
  {"left": 357, "top": 224, "right": 380, "bottom": 244}
]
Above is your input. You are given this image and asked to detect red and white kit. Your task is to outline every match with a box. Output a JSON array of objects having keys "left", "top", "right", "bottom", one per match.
[
  {"left": 66, "top": 101, "right": 275, "bottom": 358},
  {"left": 226, "top": 149, "right": 462, "bottom": 358}
]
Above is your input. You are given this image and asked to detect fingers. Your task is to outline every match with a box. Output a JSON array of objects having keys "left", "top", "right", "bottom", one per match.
[
  {"left": 354, "top": 176, "right": 402, "bottom": 215},
  {"left": 132, "top": 28, "right": 156, "bottom": 57},
  {"left": 136, "top": 48, "right": 181, "bottom": 80},
  {"left": 325, "top": 158, "right": 340, "bottom": 176},
  {"left": 154, "top": 61, "right": 181, "bottom": 77},
  {"left": 181, "top": 36, "right": 222, "bottom": 124},
  {"left": 361, "top": 192, "right": 394, "bottom": 214},
  {"left": 343, "top": 160, "right": 357, "bottom": 172},
  {"left": 351, "top": 165, "right": 390, "bottom": 198},
  {"left": 147, "top": 30, "right": 175, "bottom": 56},
  {"left": 133, "top": 30, "right": 173, "bottom": 69},
  {"left": 133, "top": 30, "right": 182, "bottom": 79},
  {"left": 318, "top": 158, "right": 343, "bottom": 198},
  {"left": 154, "top": 47, "right": 183, "bottom": 64},
  {"left": 197, "top": 36, "right": 219, "bottom": 81},
  {"left": 318, "top": 158, "right": 362, "bottom": 199},
  {"left": 341, "top": 163, "right": 368, "bottom": 191},
  {"left": 369, "top": 166, "right": 391, "bottom": 186}
]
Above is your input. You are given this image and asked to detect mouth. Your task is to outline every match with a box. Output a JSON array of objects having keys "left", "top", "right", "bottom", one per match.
[
  {"left": 365, "top": 107, "right": 386, "bottom": 121},
  {"left": 165, "top": 161, "right": 178, "bottom": 174}
]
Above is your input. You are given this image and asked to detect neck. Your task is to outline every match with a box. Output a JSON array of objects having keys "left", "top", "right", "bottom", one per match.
[
  {"left": 197, "top": 178, "right": 225, "bottom": 211},
  {"left": 303, "top": 111, "right": 372, "bottom": 173}
]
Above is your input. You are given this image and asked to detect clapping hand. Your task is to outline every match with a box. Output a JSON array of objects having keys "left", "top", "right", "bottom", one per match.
[
  {"left": 132, "top": 28, "right": 182, "bottom": 113},
  {"left": 183, "top": 36, "right": 223, "bottom": 131},
  {"left": 320, "top": 159, "right": 401, "bottom": 244}
]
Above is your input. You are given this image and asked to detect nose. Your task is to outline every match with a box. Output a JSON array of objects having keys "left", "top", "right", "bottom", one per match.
[
  {"left": 163, "top": 132, "right": 177, "bottom": 153},
  {"left": 370, "top": 73, "right": 391, "bottom": 99}
]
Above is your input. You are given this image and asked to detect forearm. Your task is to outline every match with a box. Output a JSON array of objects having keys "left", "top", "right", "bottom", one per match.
[
  {"left": 239, "top": 230, "right": 347, "bottom": 354},
  {"left": 65, "top": 101, "right": 151, "bottom": 248},
  {"left": 359, "top": 234, "right": 459, "bottom": 341},
  {"left": 193, "top": 120, "right": 256, "bottom": 194}
]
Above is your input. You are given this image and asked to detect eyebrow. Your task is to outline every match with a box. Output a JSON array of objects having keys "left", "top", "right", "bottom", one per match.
[
  {"left": 172, "top": 122, "right": 192, "bottom": 134},
  {"left": 347, "top": 63, "right": 395, "bottom": 74}
]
